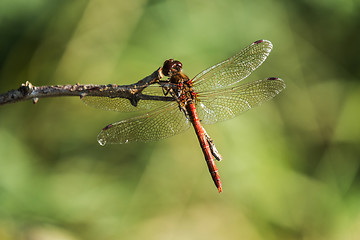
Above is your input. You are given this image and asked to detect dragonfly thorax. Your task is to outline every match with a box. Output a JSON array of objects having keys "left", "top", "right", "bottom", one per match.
[{"left": 168, "top": 71, "right": 197, "bottom": 108}]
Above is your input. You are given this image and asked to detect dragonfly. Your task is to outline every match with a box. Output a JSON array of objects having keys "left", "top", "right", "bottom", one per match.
[{"left": 82, "top": 40, "right": 286, "bottom": 192}]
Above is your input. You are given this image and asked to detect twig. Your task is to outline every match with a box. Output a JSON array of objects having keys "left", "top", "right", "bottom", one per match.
[{"left": 0, "top": 67, "right": 174, "bottom": 106}]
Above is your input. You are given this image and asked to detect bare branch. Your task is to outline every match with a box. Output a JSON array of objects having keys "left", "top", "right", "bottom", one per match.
[{"left": 0, "top": 67, "right": 175, "bottom": 106}]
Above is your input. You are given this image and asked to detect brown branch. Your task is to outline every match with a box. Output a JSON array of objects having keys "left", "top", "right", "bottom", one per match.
[{"left": 0, "top": 67, "right": 175, "bottom": 106}]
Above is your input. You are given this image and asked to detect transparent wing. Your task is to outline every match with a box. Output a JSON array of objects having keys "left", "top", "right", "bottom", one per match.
[
  {"left": 196, "top": 78, "right": 286, "bottom": 124},
  {"left": 192, "top": 40, "right": 273, "bottom": 92},
  {"left": 97, "top": 102, "right": 191, "bottom": 145},
  {"left": 82, "top": 84, "right": 168, "bottom": 112}
]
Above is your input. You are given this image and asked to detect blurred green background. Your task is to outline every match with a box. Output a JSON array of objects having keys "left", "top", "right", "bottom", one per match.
[{"left": 0, "top": 0, "right": 359, "bottom": 239}]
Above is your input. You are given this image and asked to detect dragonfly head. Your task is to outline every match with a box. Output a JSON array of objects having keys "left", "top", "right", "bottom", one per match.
[{"left": 162, "top": 59, "right": 183, "bottom": 76}]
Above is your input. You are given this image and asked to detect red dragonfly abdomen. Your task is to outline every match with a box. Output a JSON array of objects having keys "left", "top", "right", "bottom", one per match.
[{"left": 186, "top": 103, "right": 222, "bottom": 192}]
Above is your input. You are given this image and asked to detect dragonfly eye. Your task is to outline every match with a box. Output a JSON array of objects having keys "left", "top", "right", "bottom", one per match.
[
  {"left": 172, "top": 60, "right": 183, "bottom": 72},
  {"left": 162, "top": 59, "right": 174, "bottom": 76},
  {"left": 162, "top": 59, "right": 183, "bottom": 76}
]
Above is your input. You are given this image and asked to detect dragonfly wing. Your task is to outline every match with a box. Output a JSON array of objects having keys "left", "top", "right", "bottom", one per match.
[
  {"left": 97, "top": 102, "right": 191, "bottom": 145},
  {"left": 196, "top": 78, "right": 286, "bottom": 124},
  {"left": 82, "top": 84, "right": 168, "bottom": 112},
  {"left": 192, "top": 40, "right": 273, "bottom": 92}
]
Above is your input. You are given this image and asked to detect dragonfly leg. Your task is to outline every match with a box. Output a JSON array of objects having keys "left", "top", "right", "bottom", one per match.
[
  {"left": 178, "top": 105, "right": 189, "bottom": 120},
  {"left": 162, "top": 86, "right": 170, "bottom": 96},
  {"left": 158, "top": 81, "right": 178, "bottom": 96},
  {"left": 202, "top": 126, "right": 223, "bottom": 161}
]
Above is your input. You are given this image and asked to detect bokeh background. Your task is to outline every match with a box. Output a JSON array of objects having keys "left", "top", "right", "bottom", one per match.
[{"left": 1, "top": 0, "right": 359, "bottom": 239}]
